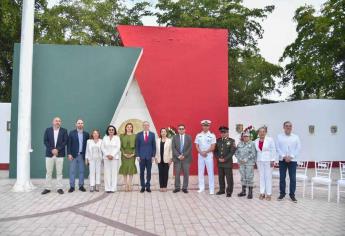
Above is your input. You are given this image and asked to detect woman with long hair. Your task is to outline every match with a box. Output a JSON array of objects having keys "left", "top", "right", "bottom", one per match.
[{"left": 119, "top": 123, "right": 137, "bottom": 191}]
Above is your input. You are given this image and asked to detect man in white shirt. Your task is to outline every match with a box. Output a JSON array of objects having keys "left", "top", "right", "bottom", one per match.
[
  {"left": 195, "top": 120, "right": 216, "bottom": 194},
  {"left": 276, "top": 121, "right": 301, "bottom": 203}
]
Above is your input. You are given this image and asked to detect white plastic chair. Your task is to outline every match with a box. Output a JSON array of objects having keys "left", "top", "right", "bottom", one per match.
[
  {"left": 337, "top": 162, "right": 345, "bottom": 203},
  {"left": 296, "top": 161, "right": 308, "bottom": 197},
  {"left": 311, "top": 161, "right": 333, "bottom": 202},
  {"left": 272, "top": 162, "right": 280, "bottom": 178}
]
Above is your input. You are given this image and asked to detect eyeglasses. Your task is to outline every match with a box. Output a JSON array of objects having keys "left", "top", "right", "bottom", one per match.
[
  {"left": 108, "top": 129, "right": 114, "bottom": 131},
  {"left": 178, "top": 128, "right": 185, "bottom": 130}
]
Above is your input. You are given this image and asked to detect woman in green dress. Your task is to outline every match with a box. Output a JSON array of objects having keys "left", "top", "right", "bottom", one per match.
[{"left": 119, "top": 123, "right": 137, "bottom": 191}]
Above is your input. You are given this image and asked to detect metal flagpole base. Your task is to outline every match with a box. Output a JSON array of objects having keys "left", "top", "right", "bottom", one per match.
[{"left": 12, "top": 180, "right": 36, "bottom": 192}]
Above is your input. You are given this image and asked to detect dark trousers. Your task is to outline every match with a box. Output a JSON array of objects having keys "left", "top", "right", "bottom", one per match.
[
  {"left": 218, "top": 167, "right": 233, "bottom": 194},
  {"left": 174, "top": 161, "right": 190, "bottom": 190},
  {"left": 279, "top": 160, "right": 297, "bottom": 196},
  {"left": 139, "top": 158, "right": 152, "bottom": 189},
  {"left": 158, "top": 163, "right": 169, "bottom": 188}
]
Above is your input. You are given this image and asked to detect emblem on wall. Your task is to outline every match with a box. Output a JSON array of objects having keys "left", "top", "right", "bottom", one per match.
[
  {"left": 6, "top": 121, "right": 11, "bottom": 131},
  {"left": 308, "top": 125, "right": 315, "bottom": 134},
  {"left": 118, "top": 119, "right": 144, "bottom": 134},
  {"left": 236, "top": 124, "right": 243, "bottom": 134},
  {"left": 331, "top": 125, "right": 337, "bottom": 134}
]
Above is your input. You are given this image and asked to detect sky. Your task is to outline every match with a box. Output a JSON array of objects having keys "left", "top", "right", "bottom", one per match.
[{"left": 48, "top": 0, "right": 327, "bottom": 100}]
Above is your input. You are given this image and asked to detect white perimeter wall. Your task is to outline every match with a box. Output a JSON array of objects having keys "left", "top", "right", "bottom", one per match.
[
  {"left": 2, "top": 99, "right": 345, "bottom": 165},
  {"left": 0, "top": 103, "right": 11, "bottom": 164},
  {"left": 229, "top": 99, "right": 345, "bottom": 161}
]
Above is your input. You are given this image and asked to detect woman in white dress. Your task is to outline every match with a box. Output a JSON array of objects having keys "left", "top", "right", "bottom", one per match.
[
  {"left": 101, "top": 125, "right": 121, "bottom": 193},
  {"left": 85, "top": 129, "right": 103, "bottom": 192}
]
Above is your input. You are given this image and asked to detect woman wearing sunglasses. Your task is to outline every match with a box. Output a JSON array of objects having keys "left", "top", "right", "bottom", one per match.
[{"left": 101, "top": 125, "right": 120, "bottom": 193}]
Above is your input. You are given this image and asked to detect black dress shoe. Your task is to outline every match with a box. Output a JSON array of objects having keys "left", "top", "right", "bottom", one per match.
[
  {"left": 173, "top": 189, "right": 180, "bottom": 193},
  {"left": 146, "top": 188, "right": 151, "bottom": 193},
  {"left": 290, "top": 195, "right": 297, "bottom": 203},
  {"left": 106, "top": 191, "right": 112, "bottom": 193},
  {"left": 277, "top": 194, "right": 285, "bottom": 201},
  {"left": 216, "top": 191, "right": 225, "bottom": 195},
  {"left": 226, "top": 193, "right": 231, "bottom": 197},
  {"left": 140, "top": 188, "right": 145, "bottom": 193},
  {"left": 41, "top": 189, "right": 51, "bottom": 195},
  {"left": 79, "top": 186, "right": 86, "bottom": 192},
  {"left": 182, "top": 189, "right": 188, "bottom": 193},
  {"left": 57, "top": 189, "right": 64, "bottom": 194},
  {"left": 68, "top": 187, "right": 75, "bottom": 193}
]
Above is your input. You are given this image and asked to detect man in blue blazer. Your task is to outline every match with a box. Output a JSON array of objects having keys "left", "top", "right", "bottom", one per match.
[
  {"left": 67, "top": 119, "right": 89, "bottom": 192},
  {"left": 136, "top": 121, "right": 156, "bottom": 192},
  {"left": 42, "top": 117, "right": 68, "bottom": 195}
]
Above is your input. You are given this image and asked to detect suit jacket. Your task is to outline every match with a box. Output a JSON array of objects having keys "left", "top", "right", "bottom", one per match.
[
  {"left": 43, "top": 127, "right": 68, "bottom": 157},
  {"left": 135, "top": 131, "right": 156, "bottom": 159},
  {"left": 214, "top": 137, "right": 236, "bottom": 168},
  {"left": 155, "top": 138, "right": 173, "bottom": 163},
  {"left": 171, "top": 134, "right": 192, "bottom": 164},
  {"left": 67, "top": 129, "right": 89, "bottom": 159},
  {"left": 254, "top": 136, "right": 276, "bottom": 162}
]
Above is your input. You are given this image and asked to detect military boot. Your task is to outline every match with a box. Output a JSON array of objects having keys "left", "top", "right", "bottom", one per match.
[
  {"left": 247, "top": 187, "right": 253, "bottom": 199},
  {"left": 238, "top": 185, "right": 246, "bottom": 197}
]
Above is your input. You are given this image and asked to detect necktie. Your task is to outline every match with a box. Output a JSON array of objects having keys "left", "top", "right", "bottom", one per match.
[
  {"left": 180, "top": 135, "right": 184, "bottom": 153},
  {"left": 145, "top": 132, "right": 148, "bottom": 142}
]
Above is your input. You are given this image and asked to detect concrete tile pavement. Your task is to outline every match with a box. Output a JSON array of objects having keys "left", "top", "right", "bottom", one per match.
[{"left": 0, "top": 170, "right": 344, "bottom": 236}]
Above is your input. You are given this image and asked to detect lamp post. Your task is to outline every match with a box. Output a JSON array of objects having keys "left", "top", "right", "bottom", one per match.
[{"left": 12, "top": 0, "right": 35, "bottom": 192}]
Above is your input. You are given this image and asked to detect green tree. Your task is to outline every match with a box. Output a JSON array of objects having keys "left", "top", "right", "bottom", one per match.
[
  {"left": 280, "top": 0, "right": 345, "bottom": 100},
  {"left": 0, "top": 0, "right": 151, "bottom": 102},
  {"left": 156, "top": 0, "right": 282, "bottom": 106},
  {"left": 0, "top": 0, "right": 47, "bottom": 102}
]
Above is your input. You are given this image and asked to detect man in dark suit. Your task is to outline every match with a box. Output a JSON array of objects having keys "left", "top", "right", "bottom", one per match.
[
  {"left": 67, "top": 119, "right": 89, "bottom": 192},
  {"left": 214, "top": 126, "right": 236, "bottom": 197},
  {"left": 172, "top": 124, "right": 193, "bottom": 193},
  {"left": 135, "top": 121, "right": 156, "bottom": 192},
  {"left": 42, "top": 117, "right": 68, "bottom": 195}
]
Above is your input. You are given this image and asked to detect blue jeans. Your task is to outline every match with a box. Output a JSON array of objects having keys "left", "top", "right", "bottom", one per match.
[
  {"left": 139, "top": 158, "right": 152, "bottom": 189},
  {"left": 279, "top": 160, "right": 297, "bottom": 196},
  {"left": 69, "top": 154, "right": 85, "bottom": 188}
]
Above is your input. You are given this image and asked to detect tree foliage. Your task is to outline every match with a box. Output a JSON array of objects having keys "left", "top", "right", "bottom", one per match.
[
  {"left": 1, "top": 0, "right": 285, "bottom": 106},
  {"left": 156, "top": 0, "right": 282, "bottom": 106},
  {"left": 0, "top": 0, "right": 151, "bottom": 102},
  {"left": 281, "top": 0, "right": 345, "bottom": 100}
]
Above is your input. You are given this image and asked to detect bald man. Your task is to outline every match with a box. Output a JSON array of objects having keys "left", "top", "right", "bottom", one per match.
[{"left": 42, "top": 117, "right": 68, "bottom": 195}]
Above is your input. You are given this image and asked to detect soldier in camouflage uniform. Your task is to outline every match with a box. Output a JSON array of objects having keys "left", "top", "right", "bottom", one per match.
[
  {"left": 214, "top": 126, "right": 236, "bottom": 197},
  {"left": 235, "top": 131, "right": 257, "bottom": 199}
]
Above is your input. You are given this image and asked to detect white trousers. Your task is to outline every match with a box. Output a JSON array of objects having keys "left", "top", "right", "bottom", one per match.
[
  {"left": 89, "top": 159, "right": 102, "bottom": 187},
  {"left": 198, "top": 155, "right": 214, "bottom": 192},
  {"left": 104, "top": 159, "right": 118, "bottom": 192},
  {"left": 257, "top": 161, "right": 273, "bottom": 195},
  {"left": 45, "top": 157, "right": 64, "bottom": 190}
]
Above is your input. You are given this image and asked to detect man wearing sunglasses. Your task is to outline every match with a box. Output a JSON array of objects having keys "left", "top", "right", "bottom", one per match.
[{"left": 171, "top": 124, "right": 192, "bottom": 193}]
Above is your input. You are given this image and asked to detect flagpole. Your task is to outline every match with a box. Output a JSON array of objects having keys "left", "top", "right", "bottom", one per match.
[{"left": 13, "top": 0, "right": 35, "bottom": 192}]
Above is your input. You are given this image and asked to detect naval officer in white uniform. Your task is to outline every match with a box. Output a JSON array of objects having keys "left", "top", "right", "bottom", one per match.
[{"left": 195, "top": 120, "right": 217, "bottom": 194}]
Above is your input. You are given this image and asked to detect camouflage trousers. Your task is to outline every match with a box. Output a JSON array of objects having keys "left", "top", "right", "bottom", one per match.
[{"left": 239, "top": 164, "right": 254, "bottom": 187}]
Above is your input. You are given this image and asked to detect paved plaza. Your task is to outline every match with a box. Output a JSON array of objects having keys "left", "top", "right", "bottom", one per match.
[{"left": 0, "top": 170, "right": 344, "bottom": 236}]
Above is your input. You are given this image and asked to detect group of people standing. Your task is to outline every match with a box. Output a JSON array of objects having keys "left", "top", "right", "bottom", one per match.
[
  {"left": 235, "top": 121, "right": 301, "bottom": 202},
  {"left": 41, "top": 117, "right": 301, "bottom": 203}
]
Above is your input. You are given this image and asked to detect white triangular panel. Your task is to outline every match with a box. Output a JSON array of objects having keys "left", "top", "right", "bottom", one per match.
[{"left": 111, "top": 78, "right": 158, "bottom": 174}]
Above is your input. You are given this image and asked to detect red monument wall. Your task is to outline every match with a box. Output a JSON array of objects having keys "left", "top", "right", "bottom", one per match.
[{"left": 118, "top": 25, "right": 229, "bottom": 175}]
